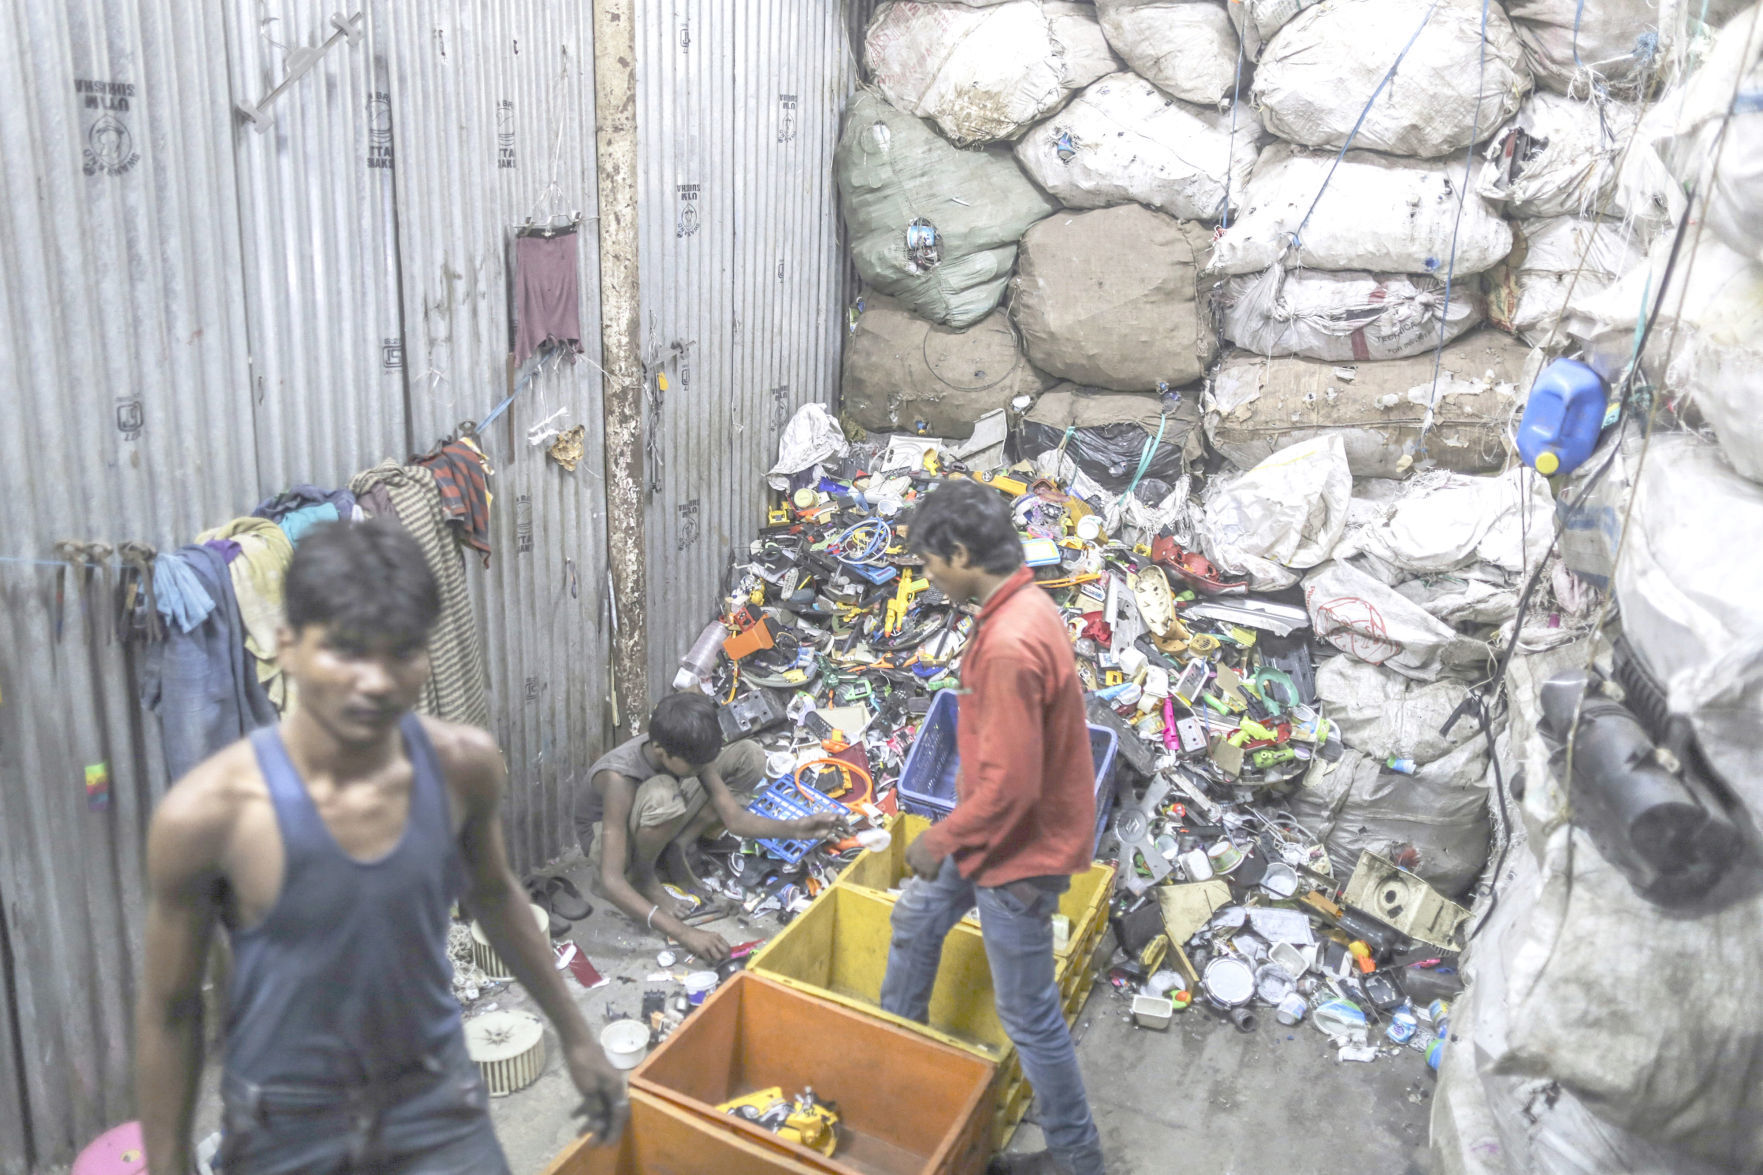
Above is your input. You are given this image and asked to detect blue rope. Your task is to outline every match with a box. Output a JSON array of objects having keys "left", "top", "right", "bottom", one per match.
[
  {"left": 1287, "top": 1, "right": 1442, "bottom": 254},
  {"left": 1116, "top": 415, "right": 1168, "bottom": 509},
  {"left": 1419, "top": 0, "right": 1492, "bottom": 456}
]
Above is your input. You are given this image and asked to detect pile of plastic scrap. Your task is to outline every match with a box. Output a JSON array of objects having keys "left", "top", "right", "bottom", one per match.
[{"left": 670, "top": 404, "right": 1487, "bottom": 1083}]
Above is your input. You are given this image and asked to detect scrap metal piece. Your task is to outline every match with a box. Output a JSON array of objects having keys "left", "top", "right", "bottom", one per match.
[
  {"left": 1341, "top": 852, "right": 1469, "bottom": 951},
  {"left": 1114, "top": 776, "right": 1174, "bottom": 896}
]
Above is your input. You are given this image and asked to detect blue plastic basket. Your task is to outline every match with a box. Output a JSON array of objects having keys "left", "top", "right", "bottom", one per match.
[
  {"left": 897, "top": 689, "right": 1120, "bottom": 854},
  {"left": 746, "top": 778, "right": 851, "bottom": 863}
]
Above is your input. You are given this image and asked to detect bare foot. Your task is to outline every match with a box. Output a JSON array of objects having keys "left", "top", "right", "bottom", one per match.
[{"left": 633, "top": 874, "right": 691, "bottom": 921}]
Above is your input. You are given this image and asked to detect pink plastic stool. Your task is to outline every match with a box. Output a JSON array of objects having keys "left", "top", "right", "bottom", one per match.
[{"left": 72, "top": 1121, "right": 148, "bottom": 1175}]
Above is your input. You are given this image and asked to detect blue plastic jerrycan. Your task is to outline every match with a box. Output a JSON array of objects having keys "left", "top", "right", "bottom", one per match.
[{"left": 1517, "top": 358, "right": 1608, "bottom": 477}]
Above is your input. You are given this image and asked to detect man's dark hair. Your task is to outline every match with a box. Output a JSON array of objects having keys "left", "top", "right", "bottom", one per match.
[
  {"left": 905, "top": 477, "right": 1024, "bottom": 575},
  {"left": 283, "top": 519, "right": 440, "bottom": 649},
  {"left": 649, "top": 692, "right": 724, "bottom": 766}
]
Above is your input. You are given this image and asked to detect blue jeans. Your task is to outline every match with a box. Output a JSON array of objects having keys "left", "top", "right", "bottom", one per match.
[
  {"left": 880, "top": 858, "right": 1105, "bottom": 1175},
  {"left": 218, "top": 1034, "right": 510, "bottom": 1175}
]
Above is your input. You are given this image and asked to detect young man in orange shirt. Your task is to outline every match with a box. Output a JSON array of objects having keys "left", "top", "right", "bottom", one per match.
[{"left": 881, "top": 479, "right": 1106, "bottom": 1175}]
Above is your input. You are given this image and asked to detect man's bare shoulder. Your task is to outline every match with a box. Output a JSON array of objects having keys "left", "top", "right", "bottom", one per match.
[
  {"left": 415, "top": 716, "right": 503, "bottom": 799},
  {"left": 150, "top": 739, "right": 268, "bottom": 870}
]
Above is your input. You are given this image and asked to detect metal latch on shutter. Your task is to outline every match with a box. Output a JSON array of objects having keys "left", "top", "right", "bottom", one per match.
[{"left": 235, "top": 11, "right": 364, "bottom": 132}]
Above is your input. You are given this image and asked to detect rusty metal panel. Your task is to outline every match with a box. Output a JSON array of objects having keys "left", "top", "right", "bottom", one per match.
[
  {"left": 0, "top": 0, "right": 253, "bottom": 1167},
  {"left": 635, "top": 0, "right": 856, "bottom": 695},
  {"left": 382, "top": 1, "right": 612, "bottom": 872},
  {"left": 228, "top": 1, "right": 411, "bottom": 494}
]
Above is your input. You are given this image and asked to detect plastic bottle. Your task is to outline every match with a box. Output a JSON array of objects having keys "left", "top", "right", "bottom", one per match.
[
  {"left": 1385, "top": 756, "right": 1417, "bottom": 775},
  {"left": 1516, "top": 358, "right": 1607, "bottom": 476}
]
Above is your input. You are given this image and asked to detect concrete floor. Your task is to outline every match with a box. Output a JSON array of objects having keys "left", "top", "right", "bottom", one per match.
[
  {"left": 480, "top": 856, "right": 1435, "bottom": 1175},
  {"left": 184, "top": 852, "right": 1434, "bottom": 1174}
]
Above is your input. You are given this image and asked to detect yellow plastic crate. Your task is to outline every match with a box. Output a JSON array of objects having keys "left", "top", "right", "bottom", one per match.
[
  {"left": 836, "top": 813, "right": 1116, "bottom": 965},
  {"left": 749, "top": 885, "right": 1035, "bottom": 1149}
]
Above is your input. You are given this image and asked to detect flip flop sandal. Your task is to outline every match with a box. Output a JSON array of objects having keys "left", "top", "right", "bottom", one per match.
[
  {"left": 1130, "top": 567, "right": 1176, "bottom": 638},
  {"left": 544, "top": 875, "right": 594, "bottom": 922},
  {"left": 525, "top": 878, "right": 578, "bottom": 936}
]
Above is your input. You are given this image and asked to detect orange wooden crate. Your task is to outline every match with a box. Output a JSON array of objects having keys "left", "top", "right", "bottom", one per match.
[
  {"left": 541, "top": 1088, "right": 823, "bottom": 1175},
  {"left": 631, "top": 971, "right": 993, "bottom": 1175}
]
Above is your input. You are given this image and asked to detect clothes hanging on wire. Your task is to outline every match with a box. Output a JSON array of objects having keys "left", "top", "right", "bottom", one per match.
[
  {"left": 195, "top": 517, "right": 294, "bottom": 711},
  {"left": 413, "top": 437, "right": 494, "bottom": 567},
  {"left": 141, "top": 546, "right": 278, "bottom": 782},
  {"left": 349, "top": 460, "right": 491, "bottom": 729},
  {"left": 274, "top": 502, "right": 341, "bottom": 547},
  {"left": 512, "top": 229, "right": 583, "bottom": 370},
  {"left": 254, "top": 484, "right": 356, "bottom": 523}
]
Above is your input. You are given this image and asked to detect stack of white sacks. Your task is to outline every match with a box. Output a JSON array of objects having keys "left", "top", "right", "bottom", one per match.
[{"left": 841, "top": 3, "right": 1763, "bottom": 1172}]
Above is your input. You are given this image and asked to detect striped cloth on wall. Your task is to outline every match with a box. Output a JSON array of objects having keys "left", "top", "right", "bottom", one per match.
[{"left": 350, "top": 460, "right": 491, "bottom": 729}]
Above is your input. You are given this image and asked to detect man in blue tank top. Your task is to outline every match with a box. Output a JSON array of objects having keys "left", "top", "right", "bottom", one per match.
[{"left": 134, "top": 520, "right": 626, "bottom": 1174}]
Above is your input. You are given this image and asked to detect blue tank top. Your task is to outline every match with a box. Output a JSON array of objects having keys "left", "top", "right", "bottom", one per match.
[{"left": 224, "top": 716, "right": 466, "bottom": 1086}]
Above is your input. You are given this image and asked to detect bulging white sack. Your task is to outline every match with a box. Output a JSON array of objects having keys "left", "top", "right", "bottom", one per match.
[
  {"left": 1303, "top": 558, "right": 1491, "bottom": 680},
  {"left": 1210, "top": 144, "right": 1515, "bottom": 276},
  {"left": 1228, "top": 0, "right": 1322, "bottom": 60},
  {"left": 1013, "top": 72, "right": 1263, "bottom": 221},
  {"left": 1252, "top": 0, "right": 1531, "bottom": 158},
  {"left": 1653, "top": 3, "right": 1763, "bottom": 260},
  {"left": 1094, "top": 0, "right": 1243, "bottom": 107},
  {"left": 1213, "top": 266, "right": 1484, "bottom": 361},
  {"left": 1478, "top": 91, "right": 1644, "bottom": 219},
  {"left": 1197, "top": 435, "right": 1351, "bottom": 590},
  {"left": 1488, "top": 216, "right": 1646, "bottom": 340},
  {"left": 865, "top": 0, "right": 1120, "bottom": 145},
  {"left": 1506, "top": 0, "right": 1752, "bottom": 96}
]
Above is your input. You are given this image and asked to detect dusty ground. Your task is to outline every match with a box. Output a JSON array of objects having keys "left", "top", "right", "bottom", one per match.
[{"left": 181, "top": 851, "right": 1433, "bottom": 1174}]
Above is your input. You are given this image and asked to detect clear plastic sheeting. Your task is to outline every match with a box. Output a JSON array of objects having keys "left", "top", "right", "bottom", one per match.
[
  {"left": 1012, "top": 72, "right": 1264, "bottom": 222},
  {"left": 864, "top": 0, "right": 1120, "bottom": 145},
  {"left": 1251, "top": 0, "right": 1531, "bottom": 158},
  {"left": 1213, "top": 266, "right": 1485, "bottom": 361},
  {"left": 1209, "top": 144, "right": 1515, "bottom": 276}
]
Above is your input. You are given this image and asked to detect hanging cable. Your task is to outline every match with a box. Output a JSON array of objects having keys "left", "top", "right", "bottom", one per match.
[
  {"left": 1417, "top": 0, "right": 1493, "bottom": 456},
  {"left": 1286, "top": 1, "right": 1443, "bottom": 254}
]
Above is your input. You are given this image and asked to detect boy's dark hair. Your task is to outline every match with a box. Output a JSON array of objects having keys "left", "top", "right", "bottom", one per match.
[
  {"left": 649, "top": 692, "right": 724, "bottom": 766},
  {"left": 905, "top": 477, "right": 1024, "bottom": 575},
  {"left": 284, "top": 519, "right": 440, "bottom": 649}
]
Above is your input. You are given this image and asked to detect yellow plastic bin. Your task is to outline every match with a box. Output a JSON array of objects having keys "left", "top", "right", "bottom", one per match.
[
  {"left": 836, "top": 813, "right": 1115, "bottom": 969},
  {"left": 748, "top": 885, "right": 1041, "bottom": 1148},
  {"left": 541, "top": 1088, "right": 824, "bottom": 1175},
  {"left": 631, "top": 971, "right": 993, "bottom": 1175}
]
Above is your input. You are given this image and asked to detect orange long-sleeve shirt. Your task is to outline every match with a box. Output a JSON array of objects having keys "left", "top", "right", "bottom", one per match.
[{"left": 916, "top": 566, "right": 1097, "bottom": 886}]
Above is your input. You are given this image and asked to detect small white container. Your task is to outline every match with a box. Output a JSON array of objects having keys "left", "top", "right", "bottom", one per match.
[
  {"left": 1131, "top": 994, "right": 1175, "bottom": 1030},
  {"left": 683, "top": 970, "right": 719, "bottom": 1006},
  {"left": 600, "top": 1020, "right": 650, "bottom": 1070}
]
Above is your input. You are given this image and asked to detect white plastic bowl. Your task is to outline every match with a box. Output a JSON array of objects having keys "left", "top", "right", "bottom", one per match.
[{"left": 600, "top": 1019, "right": 650, "bottom": 1070}]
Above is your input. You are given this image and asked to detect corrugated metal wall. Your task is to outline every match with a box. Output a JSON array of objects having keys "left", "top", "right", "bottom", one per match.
[
  {"left": 635, "top": 0, "right": 857, "bottom": 691},
  {"left": 1, "top": 0, "right": 252, "bottom": 1168},
  {"left": 0, "top": 0, "right": 852, "bottom": 1168},
  {"left": 382, "top": 0, "right": 613, "bottom": 871}
]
